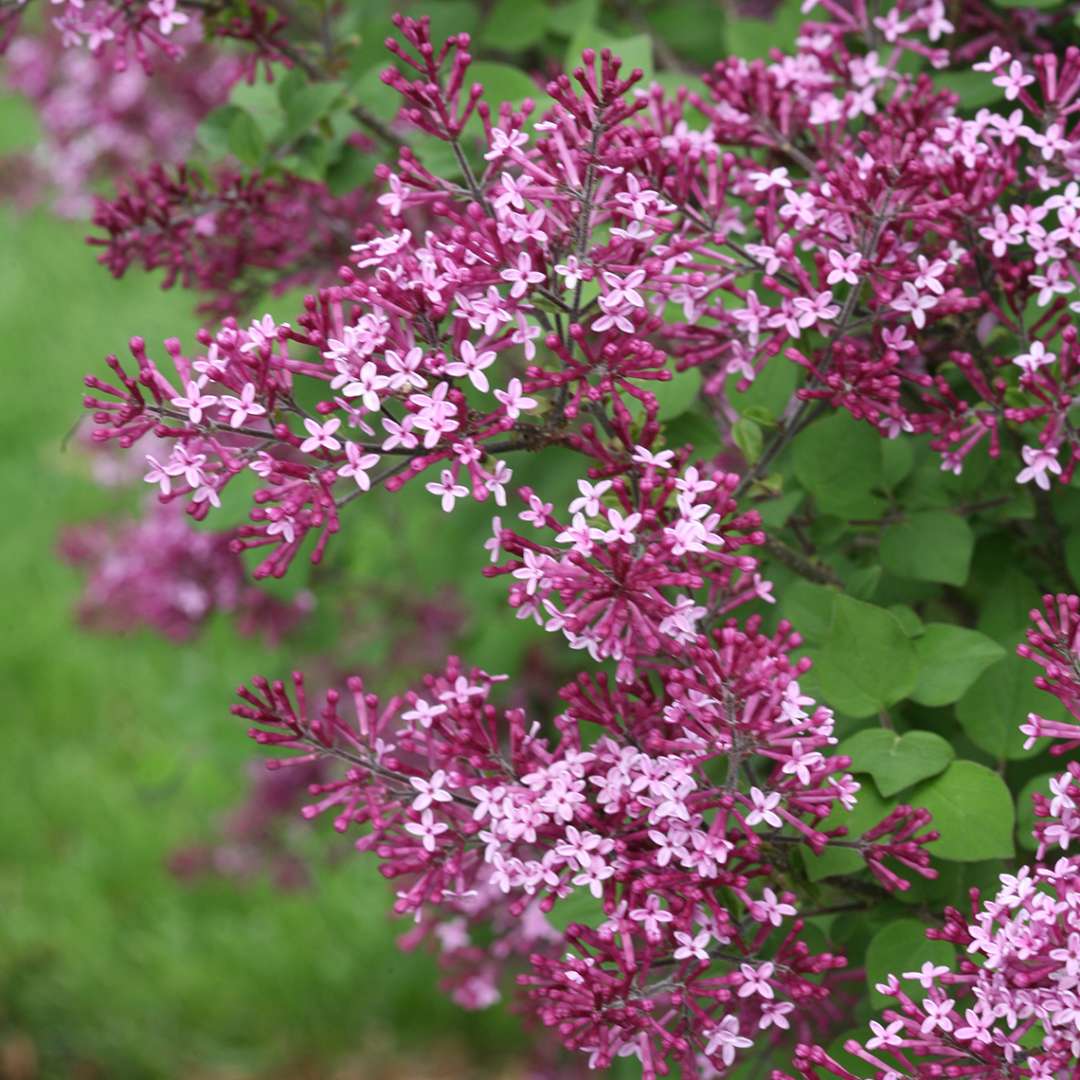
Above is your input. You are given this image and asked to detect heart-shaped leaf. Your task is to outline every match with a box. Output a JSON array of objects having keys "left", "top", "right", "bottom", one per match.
[
  {"left": 911, "top": 624, "right": 1005, "bottom": 706},
  {"left": 911, "top": 761, "right": 1015, "bottom": 861},
  {"left": 880, "top": 510, "right": 974, "bottom": 585},
  {"left": 815, "top": 595, "right": 918, "bottom": 717},
  {"left": 793, "top": 413, "right": 883, "bottom": 517},
  {"left": 837, "top": 728, "right": 954, "bottom": 797},
  {"left": 956, "top": 653, "right": 1064, "bottom": 760}
]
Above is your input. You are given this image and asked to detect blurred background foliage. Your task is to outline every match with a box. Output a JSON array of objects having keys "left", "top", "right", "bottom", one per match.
[{"left": 0, "top": 1, "right": 801, "bottom": 1076}]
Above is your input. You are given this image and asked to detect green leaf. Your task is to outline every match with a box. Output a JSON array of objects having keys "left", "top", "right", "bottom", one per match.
[
  {"left": 409, "top": 133, "right": 463, "bottom": 180},
  {"left": 468, "top": 61, "right": 540, "bottom": 109},
  {"left": 279, "top": 134, "right": 335, "bottom": 183},
  {"left": 838, "top": 728, "right": 954, "bottom": 797},
  {"left": 732, "top": 417, "right": 763, "bottom": 465},
  {"left": 888, "top": 604, "right": 923, "bottom": 638},
  {"left": 792, "top": 413, "right": 883, "bottom": 517},
  {"left": 911, "top": 624, "right": 1005, "bottom": 707},
  {"left": 546, "top": 0, "right": 599, "bottom": 36},
  {"left": 727, "top": 356, "right": 798, "bottom": 421},
  {"left": 755, "top": 489, "right": 803, "bottom": 530},
  {"left": 865, "top": 920, "right": 954, "bottom": 1008},
  {"left": 911, "top": 761, "right": 1015, "bottom": 861},
  {"left": 275, "top": 66, "right": 307, "bottom": 109},
  {"left": 779, "top": 581, "right": 835, "bottom": 643},
  {"left": 956, "top": 653, "right": 1057, "bottom": 760},
  {"left": 546, "top": 888, "right": 606, "bottom": 933},
  {"left": 644, "top": 0, "right": 727, "bottom": 69},
  {"left": 725, "top": 0, "right": 804, "bottom": 58},
  {"left": 936, "top": 70, "right": 1004, "bottom": 109},
  {"left": 664, "top": 406, "right": 722, "bottom": 460},
  {"left": 481, "top": 0, "right": 550, "bottom": 50},
  {"left": 229, "top": 75, "right": 286, "bottom": 139},
  {"left": 325, "top": 144, "right": 376, "bottom": 195},
  {"left": 347, "top": 64, "right": 402, "bottom": 123},
  {"left": 197, "top": 105, "right": 244, "bottom": 158},
  {"left": 1064, "top": 527, "right": 1080, "bottom": 590},
  {"left": 975, "top": 568, "right": 1039, "bottom": 642},
  {"left": 653, "top": 367, "right": 702, "bottom": 421},
  {"left": 281, "top": 82, "right": 345, "bottom": 144},
  {"left": 425, "top": 1, "right": 481, "bottom": 41},
  {"left": 880, "top": 510, "right": 974, "bottom": 586},
  {"left": 881, "top": 437, "right": 915, "bottom": 489},
  {"left": 846, "top": 564, "right": 882, "bottom": 601},
  {"left": 228, "top": 109, "right": 266, "bottom": 167},
  {"left": 816, "top": 595, "right": 918, "bottom": 718}
]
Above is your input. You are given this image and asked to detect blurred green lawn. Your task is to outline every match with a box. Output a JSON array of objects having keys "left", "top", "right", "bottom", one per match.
[{"left": 0, "top": 95, "right": 517, "bottom": 1079}]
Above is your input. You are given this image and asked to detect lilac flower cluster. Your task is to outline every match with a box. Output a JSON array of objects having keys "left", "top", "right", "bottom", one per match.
[
  {"left": 485, "top": 462, "right": 767, "bottom": 682},
  {"left": 3, "top": 25, "right": 237, "bottom": 216},
  {"left": 59, "top": 500, "right": 312, "bottom": 642},
  {"left": 1, "top": 0, "right": 286, "bottom": 70},
  {"left": 1020, "top": 593, "right": 1080, "bottom": 757},
  {"left": 84, "top": 5, "right": 1080, "bottom": 588},
  {"left": 784, "top": 596, "right": 1080, "bottom": 1079},
  {"left": 791, "top": 834, "right": 1080, "bottom": 1079},
  {"left": 235, "top": 627, "right": 933, "bottom": 1074},
  {"left": 90, "top": 163, "right": 377, "bottom": 314}
]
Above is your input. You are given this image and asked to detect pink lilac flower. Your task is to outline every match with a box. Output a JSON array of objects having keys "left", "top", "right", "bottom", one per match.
[
  {"left": 58, "top": 499, "right": 310, "bottom": 642},
  {"left": 2, "top": 23, "right": 238, "bottom": 217},
  {"left": 1017, "top": 594, "right": 1080, "bottom": 757},
  {"left": 237, "top": 619, "right": 932, "bottom": 1076}
]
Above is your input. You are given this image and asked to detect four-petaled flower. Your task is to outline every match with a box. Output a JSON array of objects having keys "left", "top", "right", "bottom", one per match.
[
  {"left": 745, "top": 787, "right": 782, "bottom": 829},
  {"left": 404, "top": 808, "right": 449, "bottom": 852},
  {"left": 445, "top": 340, "right": 498, "bottom": 392},
  {"left": 426, "top": 469, "right": 470, "bottom": 512},
  {"left": 299, "top": 417, "right": 342, "bottom": 453},
  {"left": 704, "top": 1016, "right": 753, "bottom": 1067},
  {"left": 220, "top": 383, "right": 266, "bottom": 428},
  {"left": 337, "top": 442, "right": 380, "bottom": 490},
  {"left": 1016, "top": 445, "right": 1061, "bottom": 491},
  {"left": 500, "top": 252, "right": 545, "bottom": 298},
  {"left": 891, "top": 282, "right": 938, "bottom": 328},
  {"left": 171, "top": 379, "right": 218, "bottom": 424},
  {"left": 494, "top": 378, "right": 537, "bottom": 420}
]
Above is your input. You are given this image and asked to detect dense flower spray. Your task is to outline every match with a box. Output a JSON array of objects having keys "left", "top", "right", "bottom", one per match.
[
  {"left": 90, "top": 164, "right": 378, "bottom": 314},
  {"left": 0, "top": 0, "right": 287, "bottom": 70},
  {"left": 1019, "top": 592, "right": 1080, "bottom": 756},
  {"left": 233, "top": 634, "right": 933, "bottom": 1073},
  {"left": 83, "top": 4, "right": 1080, "bottom": 581},
  {"left": 785, "top": 598, "right": 1080, "bottom": 1080}
]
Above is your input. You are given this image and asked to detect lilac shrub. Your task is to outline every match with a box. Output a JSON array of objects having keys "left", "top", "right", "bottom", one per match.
[{"left": 11, "top": 0, "right": 1080, "bottom": 1072}]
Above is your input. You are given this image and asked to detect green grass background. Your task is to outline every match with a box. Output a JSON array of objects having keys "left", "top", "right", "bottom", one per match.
[{"left": 0, "top": 92, "right": 518, "bottom": 1078}]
